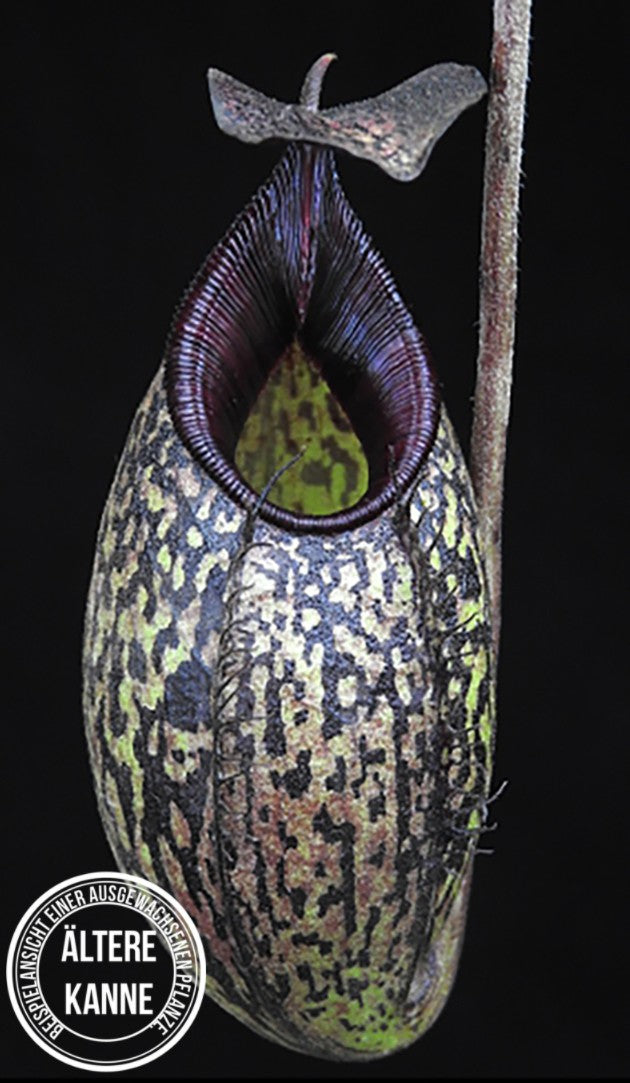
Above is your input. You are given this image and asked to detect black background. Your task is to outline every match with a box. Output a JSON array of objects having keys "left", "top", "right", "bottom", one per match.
[{"left": 4, "top": 2, "right": 628, "bottom": 1078}]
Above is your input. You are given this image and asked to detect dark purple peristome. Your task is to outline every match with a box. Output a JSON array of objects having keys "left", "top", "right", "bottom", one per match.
[{"left": 166, "top": 142, "right": 439, "bottom": 533}]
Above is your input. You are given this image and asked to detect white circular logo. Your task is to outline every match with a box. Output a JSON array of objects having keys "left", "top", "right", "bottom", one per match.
[{"left": 6, "top": 872, "right": 206, "bottom": 1072}]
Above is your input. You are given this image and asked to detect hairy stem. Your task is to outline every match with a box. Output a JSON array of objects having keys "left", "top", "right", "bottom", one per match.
[{"left": 471, "top": 0, "right": 532, "bottom": 655}]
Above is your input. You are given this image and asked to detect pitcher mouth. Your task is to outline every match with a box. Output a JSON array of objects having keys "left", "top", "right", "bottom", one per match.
[{"left": 166, "top": 143, "right": 439, "bottom": 534}]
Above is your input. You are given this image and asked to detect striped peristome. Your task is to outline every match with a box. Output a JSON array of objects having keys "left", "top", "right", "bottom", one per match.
[{"left": 83, "top": 58, "right": 494, "bottom": 1061}]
